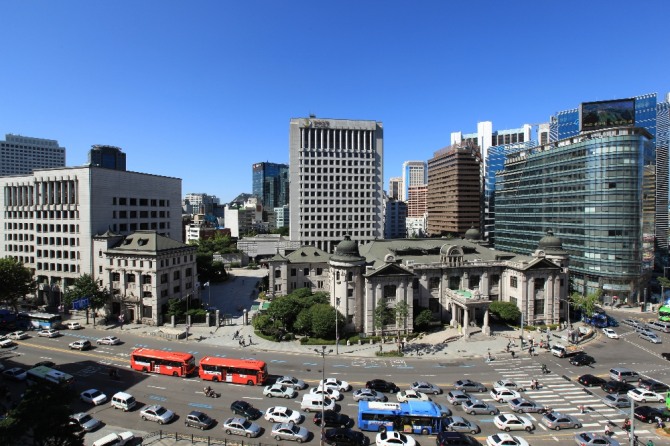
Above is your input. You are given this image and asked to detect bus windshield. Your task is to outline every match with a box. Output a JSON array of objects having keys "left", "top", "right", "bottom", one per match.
[
  {"left": 659, "top": 305, "right": 670, "bottom": 322},
  {"left": 358, "top": 401, "right": 443, "bottom": 434}
]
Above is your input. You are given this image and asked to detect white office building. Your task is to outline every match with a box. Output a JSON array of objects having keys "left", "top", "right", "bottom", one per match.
[
  {"left": 0, "top": 166, "right": 182, "bottom": 308},
  {"left": 0, "top": 134, "right": 66, "bottom": 175},
  {"left": 401, "top": 161, "right": 427, "bottom": 201},
  {"left": 289, "top": 117, "right": 384, "bottom": 253}
]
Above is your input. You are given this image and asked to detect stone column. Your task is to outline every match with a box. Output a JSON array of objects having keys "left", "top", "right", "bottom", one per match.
[
  {"left": 483, "top": 308, "right": 491, "bottom": 336},
  {"left": 450, "top": 301, "right": 457, "bottom": 327},
  {"left": 463, "top": 308, "right": 470, "bottom": 337}
]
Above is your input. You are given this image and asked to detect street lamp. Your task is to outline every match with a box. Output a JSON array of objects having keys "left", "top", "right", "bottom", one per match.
[
  {"left": 314, "top": 346, "right": 333, "bottom": 446},
  {"left": 335, "top": 298, "right": 340, "bottom": 355}
]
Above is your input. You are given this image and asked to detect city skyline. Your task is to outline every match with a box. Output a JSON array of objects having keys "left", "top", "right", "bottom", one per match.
[{"left": 1, "top": 1, "right": 668, "bottom": 202}]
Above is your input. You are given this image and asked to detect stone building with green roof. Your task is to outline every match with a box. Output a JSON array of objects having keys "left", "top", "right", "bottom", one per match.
[
  {"left": 268, "top": 230, "right": 568, "bottom": 336},
  {"left": 93, "top": 230, "right": 198, "bottom": 325}
]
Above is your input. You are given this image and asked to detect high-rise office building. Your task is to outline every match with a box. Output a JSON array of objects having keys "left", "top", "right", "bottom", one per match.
[
  {"left": 0, "top": 166, "right": 182, "bottom": 307},
  {"left": 289, "top": 117, "right": 384, "bottom": 253},
  {"left": 451, "top": 122, "right": 532, "bottom": 172},
  {"left": 183, "top": 193, "right": 221, "bottom": 216},
  {"left": 407, "top": 185, "right": 428, "bottom": 218},
  {"left": 495, "top": 125, "right": 655, "bottom": 301},
  {"left": 426, "top": 143, "right": 481, "bottom": 237},
  {"left": 252, "top": 162, "right": 289, "bottom": 211},
  {"left": 384, "top": 199, "right": 407, "bottom": 239},
  {"left": 401, "top": 161, "right": 427, "bottom": 201},
  {"left": 388, "top": 177, "right": 402, "bottom": 200},
  {"left": 550, "top": 93, "right": 669, "bottom": 256},
  {"left": 0, "top": 134, "right": 65, "bottom": 175},
  {"left": 88, "top": 145, "right": 126, "bottom": 171}
]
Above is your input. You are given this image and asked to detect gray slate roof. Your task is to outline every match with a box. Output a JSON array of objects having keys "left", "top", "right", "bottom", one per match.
[{"left": 107, "top": 230, "right": 192, "bottom": 254}]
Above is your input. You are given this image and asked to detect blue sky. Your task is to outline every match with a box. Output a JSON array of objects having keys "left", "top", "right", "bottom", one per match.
[{"left": 1, "top": 1, "right": 669, "bottom": 203}]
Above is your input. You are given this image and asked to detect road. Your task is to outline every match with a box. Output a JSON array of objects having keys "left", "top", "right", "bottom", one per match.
[{"left": 1, "top": 311, "right": 669, "bottom": 445}]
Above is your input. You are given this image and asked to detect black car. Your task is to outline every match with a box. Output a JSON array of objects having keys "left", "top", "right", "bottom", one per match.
[
  {"left": 638, "top": 378, "right": 670, "bottom": 393},
  {"left": 435, "top": 431, "right": 478, "bottom": 446},
  {"left": 569, "top": 354, "right": 595, "bottom": 366},
  {"left": 635, "top": 406, "right": 664, "bottom": 424},
  {"left": 577, "top": 374, "right": 606, "bottom": 387},
  {"left": 314, "top": 410, "right": 352, "bottom": 428},
  {"left": 230, "top": 400, "right": 262, "bottom": 420},
  {"left": 366, "top": 379, "right": 399, "bottom": 393},
  {"left": 602, "top": 380, "right": 634, "bottom": 394},
  {"left": 323, "top": 428, "right": 369, "bottom": 446},
  {"left": 662, "top": 352, "right": 670, "bottom": 361}
]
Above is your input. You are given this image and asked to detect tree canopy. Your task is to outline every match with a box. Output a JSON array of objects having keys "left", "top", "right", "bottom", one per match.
[
  {"left": 0, "top": 258, "right": 35, "bottom": 311},
  {"left": 258, "top": 289, "right": 337, "bottom": 339},
  {"left": 489, "top": 301, "right": 522, "bottom": 323},
  {"left": 61, "top": 274, "right": 108, "bottom": 310},
  {"left": 0, "top": 381, "right": 84, "bottom": 446},
  {"left": 570, "top": 289, "right": 602, "bottom": 318}
]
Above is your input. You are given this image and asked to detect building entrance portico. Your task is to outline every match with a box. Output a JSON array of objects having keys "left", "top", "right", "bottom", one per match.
[{"left": 446, "top": 289, "right": 491, "bottom": 337}]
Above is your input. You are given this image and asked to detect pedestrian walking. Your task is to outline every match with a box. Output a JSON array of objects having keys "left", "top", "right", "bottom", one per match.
[
  {"left": 238, "top": 338, "right": 243, "bottom": 347},
  {"left": 378, "top": 344, "right": 383, "bottom": 353},
  {"left": 511, "top": 350, "right": 516, "bottom": 359},
  {"left": 248, "top": 334, "right": 252, "bottom": 345}
]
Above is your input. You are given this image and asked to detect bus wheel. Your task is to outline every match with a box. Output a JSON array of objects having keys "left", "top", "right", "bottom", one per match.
[
  {"left": 173, "top": 372, "right": 178, "bottom": 377},
  {"left": 378, "top": 426, "right": 386, "bottom": 433},
  {"left": 212, "top": 377, "right": 218, "bottom": 382},
  {"left": 142, "top": 368, "right": 148, "bottom": 373},
  {"left": 421, "top": 428, "right": 429, "bottom": 435},
  {"left": 247, "top": 380, "right": 253, "bottom": 386}
]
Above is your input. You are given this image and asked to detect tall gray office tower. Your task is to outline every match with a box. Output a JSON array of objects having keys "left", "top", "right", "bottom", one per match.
[
  {"left": 289, "top": 117, "right": 384, "bottom": 253},
  {"left": 0, "top": 134, "right": 66, "bottom": 175}
]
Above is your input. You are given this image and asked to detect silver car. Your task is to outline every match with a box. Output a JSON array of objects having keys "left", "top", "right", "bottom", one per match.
[
  {"left": 446, "top": 390, "right": 472, "bottom": 405},
  {"left": 70, "top": 412, "right": 102, "bottom": 432},
  {"left": 140, "top": 405, "right": 175, "bottom": 424},
  {"left": 410, "top": 381, "right": 442, "bottom": 395},
  {"left": 639, "top": 331, "right": 662, "bottom": 344},
  {"left": 222, "top": 417, "right": 262, "bottom": 438},
  {"left": 541, "top": 412, "right": 581, "bottom": 430},
  {"left": 454, "top": 379, "right": 487, "bottom": 392},
  {"left": 508, "top": 398, "right": 544, "bottom": 413},
  {"left": 353, "top": 388, "right": 387, "bottom": 402},
  {"left": 602, "top": 394, "right": 630, "bottom": 408},
  {"left": 276, "top": 376, "right": 308, "bottom": 390},
  {"left": 444, "top": 416, "right": 480, "bottom": 434},
  {"left": 271, "top": 422, "right": 310, "bottom": 442},
  {"left": 462, "top": 399, "right": 499, "bottom": 415}
]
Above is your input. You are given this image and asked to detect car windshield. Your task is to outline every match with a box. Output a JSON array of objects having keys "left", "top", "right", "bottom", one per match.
[
  {"left": 90, "top": 391, "right": 102, "bottom": 398},
  {"left": 79, "top": 414, "right": 92, "bottom": 423},
  {"left": 290, "top": 425, "right": 300, "bottom": 433},
  {"left": 242, "top": 420, "right": 252, "bottom": 429},
  {"left": 284, "top": 408, "right": 293, "bottom": 415},
  {"left": 155, "top": 407, "right": 166, "bottom": 415}
]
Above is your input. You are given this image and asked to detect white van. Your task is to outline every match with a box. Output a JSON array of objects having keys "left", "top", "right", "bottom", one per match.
[
  {"left": 111, "top": 391, "right": 136, "bottom": 412},
  {"left": 300, "top": 394, "right": 335, "bottom": 412},
  {"left": 649, "top": 321, "right": 670, "bottom": 333},
  {"left": 91, "top": 431, "right": 135, "bottom": 446}
]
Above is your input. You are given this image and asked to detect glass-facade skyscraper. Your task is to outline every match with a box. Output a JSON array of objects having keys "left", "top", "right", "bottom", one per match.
[
  {"left": 252, "top": 162, "right": 289, "bottom": 211},
  {"left": 495, "top": 127, "right": 655, "bottom": 300}
]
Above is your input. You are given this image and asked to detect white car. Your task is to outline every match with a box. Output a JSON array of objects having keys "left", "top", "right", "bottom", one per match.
[
  {"left": 140, "top": 404, "right": 175, "bottom": 424},
  {"left": 627, "top": 388, "right": 664, "bottom": 403},
  {"left": 396, "top": 390, "right": 430, "bottom": 402},
  {"left": 80, "top": 389, "right": 108, "bottom": 406},
  {"left": 96, "top": 336, "right": 121, "bottom": 345},
  {"left": 66, "top": 322, "right": 83, "bottom": 330},
  {"left": 37, "top": 329, "right": 60, "bottom": 338},
  {"left": 264, "top": 384, "right": 298, "bottom": 399},
  {"left": 264, "top": 406, "right": 303, "bottom": 424},
  {"left": 602, "top": 328, "right": 619, "bottom": 339},
  {"left": 7, "top": 331, "right": 29, "bottom": 340},
  {"left": 310, "top": 386, "right": 342, "bottom": 401},
  {"left": 490, "top": 388, "right": 522, "bottom": 403},
  {"left": 376, "top": 430, "right": 416, "bottom": 446},
  {"left": 0, "top": 337, "right": 14, "bottom": 348},
  {"left": 92, "top": 431, "right": 134, "bottom": 446},
  {"left": 486, "top": 433, "right": 530, "bottom": 446},
  {"left": 319, "top": 378, "right": 351, "bottom": 392},
  {"left": 493, "top": 413, "right": 535, "bottom": 432},
  {"left": 275, "top": 375, "right": 308, "bottom": 390}
]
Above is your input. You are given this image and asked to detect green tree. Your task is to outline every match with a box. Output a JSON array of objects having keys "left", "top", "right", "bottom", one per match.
[
  {"left": 659, "top": 277, "right": 670, "bottom": 301},
  {"left": 570, "top": 289, "right": 602, "bottom": 318},
  {"left": 210, "top": 261, "right": 228, "bottom": 282},
  {"left": 252, "top": 313, "right": 274, "bottom": 334},
  {"left": 413, "top": 309, "right": 434, "bottom": 331},
  {"left": 0, "top": 381, "right": 84, "bottom": 446},
  {"left": 62, "top": 274, "right": 108, "bottom": 311},
  {"left": 489, "top": 301, "right": 522, "bottom": 323},
  {"left": 293, "top": 309, "right": 313, "bottom": 335},
  {"left": 373, "top": 299, "right": 394, "bottom": 336},
  {"left": 394, "top": 301, "right": 410, "bottom": 334},
  {"left": 266, "top": 296, "right": 303, "bottom": 329},
  {"left": 0, "top": 258, "right": 35, "bottom": 311},
  {"left": 310, "top": 303, "right": 338, "bottom": 339}
]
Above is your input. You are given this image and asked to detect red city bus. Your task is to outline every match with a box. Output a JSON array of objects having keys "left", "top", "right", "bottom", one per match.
[
  {"left": 130, "top": 348, "right": 196, "bottom": 377},
  {"left": 198, "top": 356, "right": 268, "bottom": 386}
]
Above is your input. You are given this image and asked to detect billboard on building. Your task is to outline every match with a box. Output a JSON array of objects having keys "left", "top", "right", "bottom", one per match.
[{"left": 580, "top": 98, "right": 635, "bottom": 132}]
